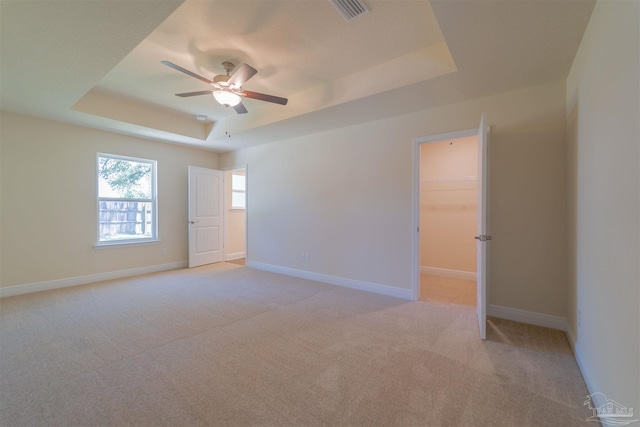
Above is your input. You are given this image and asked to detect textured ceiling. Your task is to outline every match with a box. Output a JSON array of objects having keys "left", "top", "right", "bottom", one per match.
[{"left": 0, "top": 0, "right": 595, "bottom": 152}]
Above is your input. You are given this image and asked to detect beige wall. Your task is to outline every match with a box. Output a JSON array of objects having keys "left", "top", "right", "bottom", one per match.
[
  {"left": 566, "top": 0, "right": 639, "bottom": 412},
  {"left": 0, "top": 112, "right": 219, "bottom": 288},
  {"left": 224, "top": 168, "right": 246, "bottom": 259},
  {"left": 420, "top": 136, "right": 477, "bottom": 272},
  {"left": 221, "top": 80, "right": 568, "bottom": 316},
  {"left": 0, "top": 117, "right": 3, "bottom": 287},
  {"left": 2, "top": 80, "right": 569, "bottom": 319}
]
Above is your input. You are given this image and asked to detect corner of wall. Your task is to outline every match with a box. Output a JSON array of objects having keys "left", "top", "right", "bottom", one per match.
[{"left": 563, "top": 0, "right": 640, "bottom": 413}]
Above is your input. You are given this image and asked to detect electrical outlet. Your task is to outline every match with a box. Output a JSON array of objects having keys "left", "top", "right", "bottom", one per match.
[
  {"left": 578, "top": 309, "right": 582, "bottom": 328},
  {"left": 300, "top": 252, "right": 306, "bottom": 261},
  {"left": 162, "top": 247, "right": 168, "bottom": 255},
  {"left": 305, "top": 252, "right": 310, "bottom": 262}
]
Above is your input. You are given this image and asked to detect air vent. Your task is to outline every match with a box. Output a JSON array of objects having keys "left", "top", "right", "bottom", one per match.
[{"left": 328, "top": 0, "right": 369, "bottom": 22}]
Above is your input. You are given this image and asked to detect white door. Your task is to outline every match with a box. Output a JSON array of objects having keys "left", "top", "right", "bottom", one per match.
[
  {"left": 475, "top": 114, "right": 490, "bottom": 339},
  {"left": 188, "top": 166, "right": 224, "bottom": 268}
]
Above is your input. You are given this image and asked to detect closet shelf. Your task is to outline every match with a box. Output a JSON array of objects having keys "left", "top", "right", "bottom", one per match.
[{"left": 421, "top": 175, "right": 477, "bottom": 183}]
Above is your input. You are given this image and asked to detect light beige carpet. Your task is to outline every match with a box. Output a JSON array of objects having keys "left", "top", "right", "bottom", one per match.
[
  {"left": 0, "top": 263, "right": 593, "bottom": 426},
  {"left": 420, "top": 274, "right": 477, "bottom": 306}
]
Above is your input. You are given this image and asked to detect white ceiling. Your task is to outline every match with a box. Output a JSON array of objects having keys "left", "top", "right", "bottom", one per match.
[{"left": 0, "top": 0, "right": 595, "bottom": 153}]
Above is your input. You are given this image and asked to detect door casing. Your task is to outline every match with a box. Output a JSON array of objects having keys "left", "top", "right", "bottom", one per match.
[
  {"left": 222, "top": 165, "right": 248, "bottom": 262},
  {"left": 412, "top": 121, "right": 489, "bottom": 339}
]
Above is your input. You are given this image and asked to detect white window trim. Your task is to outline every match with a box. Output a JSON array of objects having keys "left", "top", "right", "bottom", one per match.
[{"left": 96, "top": 153, "right": 158, "bottom": 247}]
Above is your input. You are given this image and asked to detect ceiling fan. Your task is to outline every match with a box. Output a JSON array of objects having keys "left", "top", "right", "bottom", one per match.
[{"left": 161, "top": 60, "right": 288, "bottom": 114}]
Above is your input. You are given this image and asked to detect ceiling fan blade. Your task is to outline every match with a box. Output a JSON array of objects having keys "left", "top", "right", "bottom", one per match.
[
  {"left": 241, "top": 90, "right": 288, "bottom": 105},
  {"left": 175, "top": 90, "right": 213, "bottom": 97},
  {"left": 161, "top": 61, "right": 212, "bottom": 84},
  {"left": 233, "top": 102, "right": 248, "bottom": 114},
  {"left": 227, "top": 63, "right": 257, "bottom": 88}
]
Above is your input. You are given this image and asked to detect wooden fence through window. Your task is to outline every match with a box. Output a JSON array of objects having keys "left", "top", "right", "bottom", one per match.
[{"left": 99, "top": 201, "right": 151, "bottom": 238}]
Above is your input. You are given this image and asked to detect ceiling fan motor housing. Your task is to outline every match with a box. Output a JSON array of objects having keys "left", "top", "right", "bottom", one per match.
[{"left": 213, "top": 74, "right": 230, "bottom": 88}]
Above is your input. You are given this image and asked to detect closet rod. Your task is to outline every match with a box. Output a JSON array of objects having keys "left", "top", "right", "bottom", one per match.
[{"left": 421, "top": 175, "right": 477, "bottom": 184}]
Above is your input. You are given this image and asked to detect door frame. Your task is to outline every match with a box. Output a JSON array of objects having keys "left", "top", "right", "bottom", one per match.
[
  {"left": 411, "top": 127, "right": 480, "bottom": 301},
  {"left": 222, "top": 164, "right": 248, "bottom": 263},
  {"left": 475, "top": 113, "right": 490, "bottom": 339}
]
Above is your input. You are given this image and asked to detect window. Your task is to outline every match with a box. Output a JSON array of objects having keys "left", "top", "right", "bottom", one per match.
[
  {"left": 231, "top": 172, "right": 246, "bottom": 209},
  {"left": 97, "top": 153, "right": 157, "bottom": 245}
]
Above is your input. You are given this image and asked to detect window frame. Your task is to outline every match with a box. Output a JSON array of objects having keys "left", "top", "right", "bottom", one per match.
[{"left": 96, "top": 153, "right": 158, "bottom": 247}]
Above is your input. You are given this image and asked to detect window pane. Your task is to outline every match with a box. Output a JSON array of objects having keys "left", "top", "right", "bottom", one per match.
[
  {"left": 99, "top": 201, "right": 153, "bottom": 241},
  {"left": 97, "top": 153, "right": 157, "bottom": 244},
  {"left": 231, "top": 191, "right": 246, "bottom": 209},
  {"left": 231, "top": 174, "right": 246, "bottom": 191},
  {"left": 98, "top": 157, "right": 152, "bottom": 199}
]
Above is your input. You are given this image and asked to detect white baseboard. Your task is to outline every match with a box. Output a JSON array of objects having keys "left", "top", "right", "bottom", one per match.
[
  {"left": 494, "top": 309, "right": 597, "bottom": 401},
  {"left": 487, "top": 304, "right": 568, "bottom": 331},
  {"left": 246, "top": 261, "right": 413, "bottom": 300},
  {"left": 225, "top": 252, "right": 245, "bottom": 261},
  {"left": 565, "top": 325, "right": 577, "bottom": 353},
  {"left": 420, "top": 266, "right": 477, "bottom": 281},
  {"left": 0, "top": 261, "right": 188, "bottom": 298},
  {"left": 565, "top": 326, "right": 598, "bottom": 402}
]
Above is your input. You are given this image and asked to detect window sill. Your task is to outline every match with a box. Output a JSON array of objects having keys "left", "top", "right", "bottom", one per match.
[{"left": 94, "top": 239, "right": 160, "bottom": 249}]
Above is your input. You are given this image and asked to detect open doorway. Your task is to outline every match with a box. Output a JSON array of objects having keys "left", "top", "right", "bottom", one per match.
[
  {"left": 224, "top": 167, "right": 247, "bottom": 265},
  {"left": 412, "top": 115, "right": 490, "bottom": 339},
  {"left": 419, "top": 135, "right": 478, "bottom": 306}
]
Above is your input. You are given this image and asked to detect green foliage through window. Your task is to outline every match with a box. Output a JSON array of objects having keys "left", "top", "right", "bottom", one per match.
[{"left": 98, "top": 157, "right": 152, "bottom": 199}]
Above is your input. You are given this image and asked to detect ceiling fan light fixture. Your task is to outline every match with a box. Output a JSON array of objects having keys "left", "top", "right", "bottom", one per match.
[{"left": 213, "top": 90, "right": 242, "bottom": 107}]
